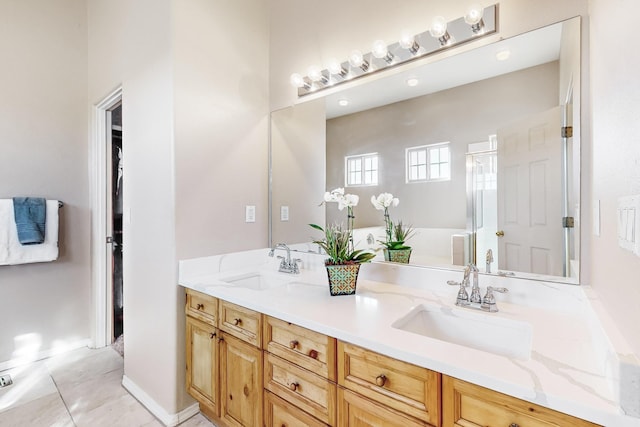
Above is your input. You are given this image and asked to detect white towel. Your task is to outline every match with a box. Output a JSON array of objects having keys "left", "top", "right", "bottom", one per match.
[{"left": 0, "top": 199, "right": 59, "bottom": 265}]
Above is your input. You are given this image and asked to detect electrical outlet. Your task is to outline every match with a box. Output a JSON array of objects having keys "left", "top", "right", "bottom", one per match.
[{"left": 0, "top": 374, "right": 13, "bottom": 388}]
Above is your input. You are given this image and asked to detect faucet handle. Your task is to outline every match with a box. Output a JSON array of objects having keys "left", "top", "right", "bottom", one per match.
[
  {"left": 447, "top": 280, "right": 469, "bottom": 306},
  {"left": 292, "top": 258, "right": 302, "bottom": 273},
  {"left": 481, "top": 286, "right": 508, "bottom": 312}
]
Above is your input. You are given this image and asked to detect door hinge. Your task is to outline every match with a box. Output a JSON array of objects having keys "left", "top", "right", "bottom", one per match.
[
  {"left": 562, "top": 217, "right": 575, "bottom": 228},
  {"left": 106, "top": 236, "right": 114, "bottom": 244},
  {"left": 561, "top": 126, "right": 573, "bottom": 138}
]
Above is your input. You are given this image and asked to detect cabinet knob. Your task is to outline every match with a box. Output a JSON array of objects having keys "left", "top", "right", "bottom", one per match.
[
  {"left": 496, "top": 230, "right": 505, "bottom": 237},
  {"left": 375, "top": 374, "right": 387, "bottom": 387},
  {"left": 289, "top": 340, "right": 299, "bottom": 349},
  {"left": 289, "top": 382, "right": 299, "bottom": 391},
  {"left": 233, "top": 318, "right": 241, "bottom": 326},
  {"left": 196, "top": 303, "right": 204, "bottom": 310},
  {"left": 308, "top": 349, "right": 318, "bottom": 360},
  {"left": 509, "top": 424, "right": 520, "bottom": 427},
  {"left": 209, "top": 332, "right": 216, "bottom": 339}
]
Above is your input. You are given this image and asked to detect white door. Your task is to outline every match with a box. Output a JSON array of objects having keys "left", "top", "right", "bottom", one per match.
[{"left": 496, "top": 106, "right": 563, "bottom": 276}]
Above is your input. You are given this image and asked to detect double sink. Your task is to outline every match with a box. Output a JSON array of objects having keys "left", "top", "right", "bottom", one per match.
[{"left": 212, "top": 269, "right": 533, "bottom": 361}]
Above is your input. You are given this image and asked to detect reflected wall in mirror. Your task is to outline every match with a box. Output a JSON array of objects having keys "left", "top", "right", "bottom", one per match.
[{"left": 270, "top": 17, "right": 581, "bottom": 284}]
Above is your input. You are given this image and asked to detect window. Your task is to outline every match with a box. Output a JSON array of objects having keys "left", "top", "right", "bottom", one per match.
[
  {"left": 406, "top": 143, "right": 450, "bottom": 183},
  {"left": 345, "top": 153, "right": 378, "bottom": 186}
]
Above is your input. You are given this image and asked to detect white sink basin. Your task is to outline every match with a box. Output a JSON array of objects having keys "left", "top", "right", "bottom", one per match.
[
  {"left": 392, "top": 304, "right": 532, "bottom": 360},
  {"left": 219, "top": 272, "right": 292, "bottom": 291}
]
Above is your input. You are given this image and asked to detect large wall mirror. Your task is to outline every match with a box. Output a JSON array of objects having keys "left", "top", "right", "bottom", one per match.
[{"left": 270, "top": 17, "right": 581, "bottom": 284}]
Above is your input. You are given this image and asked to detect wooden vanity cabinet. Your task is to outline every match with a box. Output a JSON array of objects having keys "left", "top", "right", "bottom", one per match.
[
  {"left": 442, "top": 375, "right": 602, "bottom": 427},
  {"left": 219, "top": 332, "right": 263, "bottom": 427},
  {"left": 338, "top": 341, "right": 441, "bottom": 426},
  {"left": 185, "top": 315, "right": 219, "bottom": 420}
]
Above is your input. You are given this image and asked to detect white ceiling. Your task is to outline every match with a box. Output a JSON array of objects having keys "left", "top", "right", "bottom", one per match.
[{"left": 324, "top": 21, "right": 563, "bottom": 119}]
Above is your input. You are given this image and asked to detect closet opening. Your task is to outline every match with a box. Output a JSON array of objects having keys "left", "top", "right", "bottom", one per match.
[{"left": 109, "top": 104, "right": 124, "bottom": 355}]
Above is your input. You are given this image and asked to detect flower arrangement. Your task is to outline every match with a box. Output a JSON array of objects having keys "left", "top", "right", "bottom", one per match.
[
  {"left": 310, "top": 188, "right": 376, "bottom": 266},
  {"left": 371, "top": 192, "right": 414, "bottom": 251}
]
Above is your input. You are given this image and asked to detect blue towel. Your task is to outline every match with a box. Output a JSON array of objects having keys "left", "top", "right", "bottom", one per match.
[{"left": 12, "top": 197, "right": 46, "bottom": 245}]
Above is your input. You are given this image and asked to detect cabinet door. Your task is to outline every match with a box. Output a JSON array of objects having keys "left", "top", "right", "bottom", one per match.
[
  {"left": 220, "top": 332, "right": 263, "bottom": 427},
  {"left": 338, "top": 387, "right": 432, "bottom": 427},
  {"left": 442, "top": 375, "right": 602, "bottom": 427},
  {"left": 186, "top": 316, "right": 219, "bottom": 418}
]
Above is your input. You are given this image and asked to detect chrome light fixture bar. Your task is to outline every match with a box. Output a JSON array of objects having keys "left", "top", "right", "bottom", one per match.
[{"left": 292, "top": 4, "right": 498, "bottom": 97}]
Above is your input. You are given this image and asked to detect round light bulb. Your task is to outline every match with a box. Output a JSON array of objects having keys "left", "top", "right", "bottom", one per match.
[
  {"left": 399, "top": 32, "right": 415, "bottom": 49},
  {"left": 429, "top": 16, "right": 448, "bottom": 38},
  {"left": 372, "top": 40, "right": 388, "bottom": 59},
  {"left": 348, "top": 50, "right": 364, "bottom": 68},
  {"left": 307, "top": 65, "right": 323, "bottom": 82},
  {"left": 464, "top": 3, "right": 484, "bottom": 25},
  {"left": 289, "top": 73, "right": 305, "bottom": 88},
  {"left": 327, "top": 58, "right": 344, "bottom": 75},
  {"left": 406, "top": 77, "right": 419, "bottom": 87}
]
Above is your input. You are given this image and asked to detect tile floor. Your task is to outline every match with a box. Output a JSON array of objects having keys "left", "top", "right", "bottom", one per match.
[{"left": 0, "top": 346, "right": 215, "bottom": 427}]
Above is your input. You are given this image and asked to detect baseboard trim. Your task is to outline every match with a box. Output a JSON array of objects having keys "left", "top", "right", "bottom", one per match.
[
  {"left": 122, "top": 375, "right": 200, "bottom": 426},
  {"left": 0, "top": 338, "right": 91, "bottom": 372}
]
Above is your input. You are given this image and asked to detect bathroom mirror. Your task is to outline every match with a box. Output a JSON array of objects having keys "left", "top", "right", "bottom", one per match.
[{"left": 270, "top": 17, "right": 581, "bottom": 284}]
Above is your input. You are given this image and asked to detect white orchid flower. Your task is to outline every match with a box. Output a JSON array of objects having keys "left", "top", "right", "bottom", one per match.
[
  {"left": 324, "top": 188, "right": 345, "bottom": 203},
  {"left": 371, "top": 192, "right": 399, "bottom": 210},
  {"left": 338, "top": 193, "right": 359, "bottom": 210}
]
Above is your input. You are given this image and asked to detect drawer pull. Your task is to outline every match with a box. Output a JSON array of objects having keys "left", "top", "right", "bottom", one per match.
[
  {"left": 375, "top": 374, "right": 387, "bottom": 387},
  {"left": 196, "top": 303, "right": 204, "bottom": 310},
  {"left": 289, "top": 382, "right": 299, "bottom": 391},
  {"left": 289, "top": 340, "right": 299, "bottom": 349},
  {"left": 308, "top": 349, "right": 318, "bottom": 359},
  {"left": 509, "top": 424, "right": 520, "bottom": 427},
  {"left": 233, "top": 318, "right": 241, "bottom": 326},
  {"left": 209, "top": 332, "right": 216, "bottom": 339}
]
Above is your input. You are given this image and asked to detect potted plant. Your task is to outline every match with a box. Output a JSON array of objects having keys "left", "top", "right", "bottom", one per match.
[
  {"left": 310, "top": 188, "right": 375, "bottom": 296},
  {"left": 371, "top": 192, "right": 415, "bottom": 263}
]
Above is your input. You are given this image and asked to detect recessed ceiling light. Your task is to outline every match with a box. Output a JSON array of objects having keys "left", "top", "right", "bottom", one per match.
[
  {"left": 406, "top": 77, "right": 419, "bottom": 87},
  {"left": 496, "top": 49, "right": 511, "bottom": 61},
  {"left": 338, "top": 99, "right": 349, "bottom": 107}
]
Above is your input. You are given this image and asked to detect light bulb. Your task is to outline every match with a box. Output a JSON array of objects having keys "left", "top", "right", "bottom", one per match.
[
  {"left": 406, "top": 77, "right": 419, "bottom": 87},
  {"left": 348, "top": 50, "right": 364, "bottom": 68},
  {"left": 307, "top": 65, "right": 323, "bottom": 82},
  {"left": 372, "top": 40, "right": 388, "bottom": 59},
  {"left": 327, "top": 58, "right": 345, "bottom": 76},
  {"left": 464, "top": 4, "right": 484, "bottom": 25},
  {"left": 495, "top": 49, "right": 511, "bottom": 61},
  {"left": 430, "top": 16, "right": 451, "bottom": 45},
  {"left": 399, "top": 32, "right": 420, "bottom": 54},
  {"left": 289, "top": 73, "right": 305, "bottom": 88},
  {"left": 338, "top": 99, "right": 349, "bottom": 107}
]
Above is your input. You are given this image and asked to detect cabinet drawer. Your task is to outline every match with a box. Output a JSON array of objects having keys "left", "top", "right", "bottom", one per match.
[
  {"left": 264, "top": 353, "right": 337, "bottom": 425},
  {"left": 264, "top": 316, "right": 337, "bottom": 381},
  {"left": 185, "top": 289, "right": 217, "bottom": 326},
  {"left": 264, "top": 390, "right": 329, "bottom": 427},
  {"left": 443, "top": 376, "right": 601, "bottom": 427},
  {"left": 219, "top": 300, "right": 261, "bottom": 347},
  {"left": 338, "top": 387, "right": 432, "bottom": 427},
  {"left": 338, "top": 341, "right": 440, "bottom": 426}
]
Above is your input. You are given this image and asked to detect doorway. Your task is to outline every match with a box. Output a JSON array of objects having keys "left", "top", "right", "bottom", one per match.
[{"left": 90, "top": 87, "right": 123, "bottom": 350}]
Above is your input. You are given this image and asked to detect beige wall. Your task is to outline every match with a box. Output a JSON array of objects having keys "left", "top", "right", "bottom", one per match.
[
  {"left": 589, "top": 0, "right": 640, "bottom": 356},
  {"left": 174, "top": 0, "right": 270, "bottom": 260},
  {"left": 325, "top": 62, "right": 559, "bottom": 230},
  {"left": 0, "top": 0, "right": 90, "bottom": 365}
]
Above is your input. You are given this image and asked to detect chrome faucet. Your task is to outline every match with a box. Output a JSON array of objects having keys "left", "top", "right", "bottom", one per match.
[
  {"left": 268, "top": 243, "right": 301, "bottom": 274},
  {"left": 448, "top": 263, "right": 508, "bottom": 312},
  {"left": 485, "top": 249, "right": 494, "bottom": 273}
]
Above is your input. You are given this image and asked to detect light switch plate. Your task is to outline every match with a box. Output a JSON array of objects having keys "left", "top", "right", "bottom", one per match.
[
  {"left": 617, "top": 195, "right": 640, "bottom": 255},
  {"left": 245, "top": 205, "right": 256, "bottom": 223},
  {"left": 280, "top": 206, "right": 289, "bottom": 221}
]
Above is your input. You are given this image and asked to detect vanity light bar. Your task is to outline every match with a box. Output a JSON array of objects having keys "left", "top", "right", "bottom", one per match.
[{"left": 291, "top": 4, "right": 498, "bottom": 97}]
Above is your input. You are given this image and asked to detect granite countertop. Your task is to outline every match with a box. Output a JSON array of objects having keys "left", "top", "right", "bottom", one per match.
[{"left": 179, "top": 252, "right": 640, "bottom": 427}]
